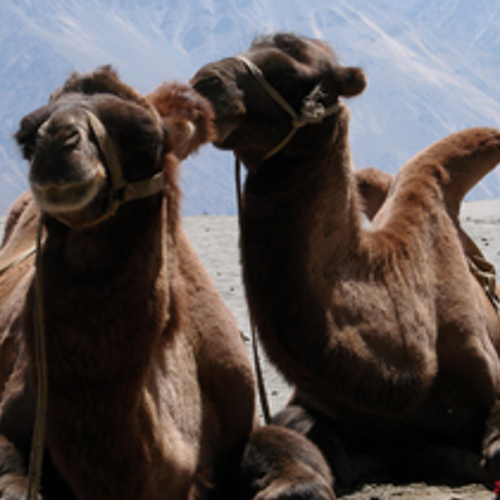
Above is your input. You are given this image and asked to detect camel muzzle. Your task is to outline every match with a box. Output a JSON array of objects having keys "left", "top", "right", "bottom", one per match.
[{"left": 30, "top": 107, "right": 166, "bottom": 229}]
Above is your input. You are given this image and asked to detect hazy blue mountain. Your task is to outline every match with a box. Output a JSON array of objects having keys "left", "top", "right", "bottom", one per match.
[{"left": 1, "top": 0, "right": 500, "bottom": 215}]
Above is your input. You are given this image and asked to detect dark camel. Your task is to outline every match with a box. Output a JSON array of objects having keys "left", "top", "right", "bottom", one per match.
[
  {"left": 0, "top": 66, "right": 333, "bottom": 500},
  {"left": 192, "top": 33, "right": 500, "bottom": 494}
]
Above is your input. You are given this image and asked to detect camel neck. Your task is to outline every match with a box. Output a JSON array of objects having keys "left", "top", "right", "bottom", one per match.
[
  {"left": 239, "top": 129, "right": 364, "bottom": 386},
  {"left": 42, "top": 194, "right": 165, "bottom": 276},
  {"left": 241, "top": 130, "right": 363, "bottom": 270},
  {"left": 25, "top": 195, "right": 172, "bottom": 385}
]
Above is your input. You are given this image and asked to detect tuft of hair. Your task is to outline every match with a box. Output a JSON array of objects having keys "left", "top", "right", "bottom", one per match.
[
  {"left": 251, "top": 32, "right": 341, "bottom": 65},
  {"left": 148, "top": 82, "right": 215, "bottom": 153},
  {"left": 49, "top": 65, "right": 151, "bottom": 109}
]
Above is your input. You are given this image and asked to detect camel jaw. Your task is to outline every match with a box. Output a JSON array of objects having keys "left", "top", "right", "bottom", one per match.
[{"left": 30, "top": 165, "right": 107, "bottom": 216}]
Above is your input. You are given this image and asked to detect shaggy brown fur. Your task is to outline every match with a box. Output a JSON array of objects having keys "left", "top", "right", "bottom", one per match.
[
  {"left": 0, "top": 66, "right": 259, "bottom": 500},
  {"left": 192, "top": 33, "right": 500, "bottom": 494}
]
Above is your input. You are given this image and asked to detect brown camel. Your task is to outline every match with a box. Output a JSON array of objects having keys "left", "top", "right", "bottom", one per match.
[
  {"left": 0, "top": 66, "right": 334, "bottom": 500},
  {"left": 192, "top": 33, "right": 500, "bottom": 493}
]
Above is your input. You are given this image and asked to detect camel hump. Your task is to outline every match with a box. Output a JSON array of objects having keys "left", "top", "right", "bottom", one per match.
[
  {"left": 147, "top": 82, "right": 215, "bottom": 160},
  {"left": 396, "top": 127, "right": 500, "bottom": 216}
]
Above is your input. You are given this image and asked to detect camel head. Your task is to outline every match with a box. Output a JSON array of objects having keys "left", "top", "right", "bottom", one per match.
[
  {"left": 191, "top": 32, "right": 366, "bottom": 170},
  {"left": 15, "top": 66, "right": 213, "bottom": 228}
]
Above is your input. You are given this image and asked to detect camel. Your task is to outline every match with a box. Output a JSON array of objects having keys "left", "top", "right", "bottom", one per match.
[
  {"left": 0, "top": 66, "right": 334, "bottom": 500},
  {"left": 192, "top": 33, "right": 500, "bottom": 493}
]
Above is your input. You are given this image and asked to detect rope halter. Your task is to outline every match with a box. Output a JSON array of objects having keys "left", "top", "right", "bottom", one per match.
[
  {"left": 53, "top": 108, "right": 165, "bottom": 229},
  {"left": 235, "top": 55, "right": 342, "bottom": 162}
]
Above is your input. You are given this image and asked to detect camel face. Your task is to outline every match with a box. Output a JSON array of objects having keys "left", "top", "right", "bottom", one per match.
[
  {"left": 16, "top": 68, "right": 165, "bottom": 227},
  {"left": 26, "top": 104, "right": 108, "bottom": 215},
  {"left": 192, "top": 33, "right": 366, "bottom": 169}
]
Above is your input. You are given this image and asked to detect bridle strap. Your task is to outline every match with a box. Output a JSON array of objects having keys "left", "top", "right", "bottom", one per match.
[
  {"left": 27, "top": 218, "right": 47, "bottom": 500},
  {"left": 85, "top": 110, "right": 125, "bottom": 195},
  {"left": 235, "top": 56, "right": 298, "bottom": 122},
  {"left": 235, "top": 55, "right": 342, "bottom": 162},
  {"left": 57, "top": 110, "right": 165, "bottom": 229}
]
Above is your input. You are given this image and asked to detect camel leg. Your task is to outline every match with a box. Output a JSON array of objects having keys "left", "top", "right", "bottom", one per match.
[
  {"left": 271, "top": 405, "right": 394, "bottom": 494},
  {"left": 239, "top": 424, "right": 335, "bottom": 500},
  {"left": 401, "top": 437, "right": 492, "bottom": 485},
  {"left": 272, "top": 404, "right": 498, "bottom": 493}
]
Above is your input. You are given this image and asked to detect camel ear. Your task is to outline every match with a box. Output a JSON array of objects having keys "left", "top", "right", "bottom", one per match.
[
  {"left": 336, "top": 67, "right": 367, "bottom": 97},
  {"left": 147, "top": 82, "right": 215, "bottom": 160}
]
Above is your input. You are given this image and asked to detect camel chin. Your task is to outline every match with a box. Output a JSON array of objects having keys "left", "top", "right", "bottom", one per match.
[{"left": 30, "top": 161, "right": 107, "bottom": 219}]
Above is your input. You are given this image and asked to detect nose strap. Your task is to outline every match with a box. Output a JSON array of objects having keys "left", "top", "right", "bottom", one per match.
[
  {"left": 63, "top": 109, "right": 166, "bottom": 228},
  {"left": 85, "top": 109, "right": 126, "bottom": 196}
]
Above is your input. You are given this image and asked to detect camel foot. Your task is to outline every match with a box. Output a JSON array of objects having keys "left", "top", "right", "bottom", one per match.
[
  {"left": 481, "top": 400, "right": 500, "bottom": 483},
  {"left": 240, "top": 425, "right": 335, "bottom": 500},
  {"left": 252, "top": 477, "right": 335, "bottom": 500},
  {"left": 481, "top": 435, "right": 500, "bottom": 482},
  {"left": 0, "top": 473, "right": 42, "bottom": 500}
]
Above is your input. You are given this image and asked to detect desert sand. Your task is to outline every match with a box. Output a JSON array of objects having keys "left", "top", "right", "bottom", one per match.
[{"left": 0, "top": 199, "right": 498, "bottom": 499}]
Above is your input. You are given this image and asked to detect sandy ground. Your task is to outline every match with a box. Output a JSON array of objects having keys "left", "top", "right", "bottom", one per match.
[{"left": 0, "top": 199, "right": 498, "bottom": 499}]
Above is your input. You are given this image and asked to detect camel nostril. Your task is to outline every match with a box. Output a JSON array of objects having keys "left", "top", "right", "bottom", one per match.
[
  {"left": 37, "top": 109, "right": 84, "bottom": 154},
  {"left": 38, "top": 124, "right": 81, "bottom": 153}
]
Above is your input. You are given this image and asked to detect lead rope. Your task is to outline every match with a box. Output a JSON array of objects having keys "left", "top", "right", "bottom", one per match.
[
  {"left": 235, "top": 158, "right": 271, "bottom": 425},
  {"left": 0, "top": 246, "right": 37, "bottom": 278},
  {"left": 27, "top": 217, "right": 48, "bottom": 500}
]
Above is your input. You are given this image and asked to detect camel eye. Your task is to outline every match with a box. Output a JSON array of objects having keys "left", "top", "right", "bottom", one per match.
[{"left": 198, "top": 74, "right": 223, "bottom": 90}]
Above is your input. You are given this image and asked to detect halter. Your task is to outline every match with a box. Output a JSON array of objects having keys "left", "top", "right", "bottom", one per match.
[
  {"left": 54, "top": 109, "right": 165, "bottom": 229},
  {"left": 235, "top": 55, "right": 342, "bottom": 162}
]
